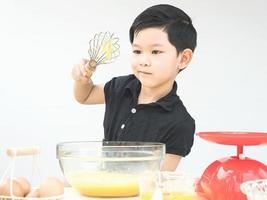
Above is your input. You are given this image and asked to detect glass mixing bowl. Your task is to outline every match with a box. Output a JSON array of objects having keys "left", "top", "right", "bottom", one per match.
[
  {"left": 56, "top": 141, "right": 165, "bottom": 198},
  {"left": 240, "top": 179, "right": 267, "bottom": 200}
]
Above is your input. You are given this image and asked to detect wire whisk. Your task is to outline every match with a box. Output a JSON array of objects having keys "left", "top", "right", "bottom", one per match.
[{"left": 86, "top": 31, "right": 120, "bottom": 77}]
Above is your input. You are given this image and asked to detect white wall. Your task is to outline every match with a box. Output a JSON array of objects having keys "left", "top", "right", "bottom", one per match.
[{"left": 1, "top": 0, "right": 267, "bottom": 180}]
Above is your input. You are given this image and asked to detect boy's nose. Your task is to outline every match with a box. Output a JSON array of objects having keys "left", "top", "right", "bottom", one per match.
[{"left": 139, "top": 54, "right": 150, "bottom": 67}]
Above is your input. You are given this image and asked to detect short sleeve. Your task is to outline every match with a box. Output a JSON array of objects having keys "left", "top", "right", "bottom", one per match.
[
  {"left": 104, "top": 75, "right": 135, "bottom": 104},
  {"left": 165, "top": 119, "right": 195, "bottom": 157},
  {"left": 104, "top": 77, "right": 117, "bottom": 104}
]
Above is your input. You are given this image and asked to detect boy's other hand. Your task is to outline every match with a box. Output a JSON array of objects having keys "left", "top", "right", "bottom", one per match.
[{"left": 71, "top": 58, "right": 91, "bottom": 84}]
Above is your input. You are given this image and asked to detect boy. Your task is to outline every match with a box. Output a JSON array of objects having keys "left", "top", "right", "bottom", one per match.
[{"left": 72, "top": 4, "right": 197, "bottom": 171}]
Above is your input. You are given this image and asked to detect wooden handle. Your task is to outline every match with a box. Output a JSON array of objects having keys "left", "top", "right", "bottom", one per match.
[
  {"left": 85, "top": 59, "right": 97, "bottom": 77},
  {"left": 85, "top": 68, "right": 94, "bottom": 78},
  {"left": 6, "top": 146, "right": 40, "bottom": 157}
]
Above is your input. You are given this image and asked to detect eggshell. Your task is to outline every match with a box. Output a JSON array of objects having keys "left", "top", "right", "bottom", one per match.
[
  {"left": 0, "top": 178, "right": 24, "bottom": 197},
  {"left": 15, "top": 177, "right": 31, "bottom": 196},
  {"left": 39, "top": 177, "right": 64, "bottom": 197}
]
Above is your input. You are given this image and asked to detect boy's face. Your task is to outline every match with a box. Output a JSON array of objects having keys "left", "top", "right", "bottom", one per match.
[{"left": 131, "top": 28, "right": 182, "bottom": 89}]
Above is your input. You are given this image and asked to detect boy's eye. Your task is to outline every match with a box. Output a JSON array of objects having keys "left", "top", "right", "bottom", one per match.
[
  {"left": 152, "top": 50, "right": 162, "bottom": 54},
  {"left": 133, "top": 50, "right": 141, "bottom": 54}
]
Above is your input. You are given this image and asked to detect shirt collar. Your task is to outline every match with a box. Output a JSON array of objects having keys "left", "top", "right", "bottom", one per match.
[{"left": 125, "top": 76, "right": 179, "bottom": 112}]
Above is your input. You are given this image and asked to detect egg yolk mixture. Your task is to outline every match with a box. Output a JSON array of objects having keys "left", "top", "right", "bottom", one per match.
[
  {"left": 140, "top": 192, "right": 198, "bottom": 200},
  {"left": 66, "top": 171, "right": 139, "bottom": 197}
]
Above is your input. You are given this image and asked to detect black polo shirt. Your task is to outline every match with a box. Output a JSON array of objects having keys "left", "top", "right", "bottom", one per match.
[{"left": 103, "top": 74, "right": 195, "bottom": 156}]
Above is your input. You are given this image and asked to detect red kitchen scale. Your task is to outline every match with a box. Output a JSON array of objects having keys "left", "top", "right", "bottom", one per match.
[{"left": 196, "top": 132, "right": 267, "bottom": 200}]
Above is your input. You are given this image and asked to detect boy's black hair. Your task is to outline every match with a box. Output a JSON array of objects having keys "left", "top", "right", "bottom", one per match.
[{"left": 129, "top": 4, "right": 197, "bottom": 53}]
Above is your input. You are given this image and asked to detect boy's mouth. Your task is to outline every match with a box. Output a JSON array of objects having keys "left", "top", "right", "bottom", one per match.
[{"left": 138, "top": 71, "right": 152, "bottom": 75}]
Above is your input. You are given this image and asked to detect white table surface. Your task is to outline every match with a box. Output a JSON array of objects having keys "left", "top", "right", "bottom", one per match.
[{"left": 64, "top": 188, "right": 138, "bottom": 200}]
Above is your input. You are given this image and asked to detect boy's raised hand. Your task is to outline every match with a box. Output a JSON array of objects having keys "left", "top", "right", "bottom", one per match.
[
  {"left": 71, "top": 58, "right": 91, "bottom": 84},
  {"left": 72, "top": 58, "right": 105, "bottom": 104}
]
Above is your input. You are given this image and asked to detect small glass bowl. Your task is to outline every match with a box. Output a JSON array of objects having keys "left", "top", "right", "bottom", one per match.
[
  {"left": 160, "top": 171, "right": 198, "bottom": 200},
  {"left": 139, "top": 171, "right": 198, "bottom": 200}
]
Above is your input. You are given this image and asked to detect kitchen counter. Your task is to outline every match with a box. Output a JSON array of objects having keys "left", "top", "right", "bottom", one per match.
[{"left": 64, "top": 188, "right": 139, "bottom": 200}]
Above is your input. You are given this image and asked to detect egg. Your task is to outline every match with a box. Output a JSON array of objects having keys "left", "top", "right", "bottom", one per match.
[
  {"left": 39, "top": 177, "right": 64, "bottom": 197},
  {"left": 15, "top": 177, "right": 31, "bottom": 196},
  {"left": 0, "top": 178, "right": 24, "bottom": 197},
  {"left": 26, "top": 188, "right": 40, "bottom": 198},
  {"left": 0, "top": 178, "right": 9, "bottom": 195}
]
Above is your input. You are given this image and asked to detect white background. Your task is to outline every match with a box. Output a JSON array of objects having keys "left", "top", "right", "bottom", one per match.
[{"left": 0, "top": 0, "right": 267, "bottom": 180}]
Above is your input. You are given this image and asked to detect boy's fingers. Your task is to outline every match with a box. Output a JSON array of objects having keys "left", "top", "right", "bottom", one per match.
[
  {"left": 71, "top": 62, "right": 91, "bottom": 82},
  {"left": 74, "top": 64, "right": 81, "bottom": 75},
  {"left": 81, "top": 58, "right": 89, "bottom": 66},
  {"left": 72, "top": 64, "right": 86, "bottom": 80},
  {"left": 71, "top": 66, "right": 80, "bottom": 81},
  {"left": 81, "top": 62, "right": 89, "bottom": 76}
]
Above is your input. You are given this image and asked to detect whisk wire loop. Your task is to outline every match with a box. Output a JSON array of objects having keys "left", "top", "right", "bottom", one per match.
[{"left": 86, "top": 31, "right": 120, "bottom": 77}]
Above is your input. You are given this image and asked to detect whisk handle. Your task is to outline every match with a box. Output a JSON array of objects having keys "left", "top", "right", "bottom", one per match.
[
  {"left": 85, "top": 59, "right": 97, "bottom": 77},
  {"left": 6, "top": 146, "right": 40, "bottom": 157},
  {"left": 86, "top": 68, "right": 94, "bottom": 78}
]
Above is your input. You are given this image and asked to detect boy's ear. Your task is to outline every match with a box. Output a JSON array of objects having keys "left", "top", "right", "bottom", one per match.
[{"left": 178, "top": 48, "right": 193, "bottom": 71}]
